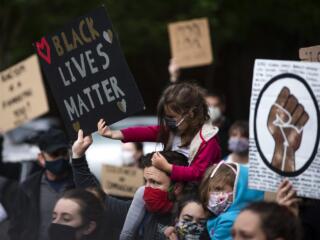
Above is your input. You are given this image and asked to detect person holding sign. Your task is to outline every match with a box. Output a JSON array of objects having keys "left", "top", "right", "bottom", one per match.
[
  {"left": 276, "top": 179, "right": 320, "bottom": 239},
  {"left": 71, "top": 129, "right": 190, "bottom": 240},
  {"left": 97, "top": 82, "right": 221, "bottom": 239}
]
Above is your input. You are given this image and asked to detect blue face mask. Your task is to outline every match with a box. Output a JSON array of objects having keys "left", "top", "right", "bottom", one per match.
[
  {"left": 45, "top": 157, "right": 70, "bottom": 175},
  {"left": 228, "top": 137, "right": 249, "bottom": 153}
]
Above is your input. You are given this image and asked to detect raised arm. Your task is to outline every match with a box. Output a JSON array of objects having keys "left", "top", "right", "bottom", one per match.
[
  {"left": 97, "top": 119, "right": 124, "bottom": 140},
  {"left": 71, "top": 130, "right": 99, "bottom": 188},
  {"left": 98, "top": 118, "right": 160, "bottom": 143}
]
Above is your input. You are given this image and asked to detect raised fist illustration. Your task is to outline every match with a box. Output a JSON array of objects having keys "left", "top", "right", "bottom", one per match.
[{"left": 267, "top": 87, "right": 309, "bottom": 172}]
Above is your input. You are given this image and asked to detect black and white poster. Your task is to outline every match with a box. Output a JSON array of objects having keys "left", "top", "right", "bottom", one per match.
[
  {"left": 249, "top": 59, "right": 320, "bottom": 199},
  {"left": 35, "top": 6, "right": 145, "bottom": 139}
]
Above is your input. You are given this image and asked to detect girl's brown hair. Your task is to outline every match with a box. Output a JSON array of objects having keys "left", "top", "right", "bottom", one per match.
[
  {"left": 199, "top": 163, "right": 237, "bottom": 208},
  {"left": 157, "top": 82, "right": 209, "bottom": 148}
]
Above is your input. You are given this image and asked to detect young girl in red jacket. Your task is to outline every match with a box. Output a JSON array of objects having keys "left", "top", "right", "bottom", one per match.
[{"left": 97, "top": 82, "right": 221, "bottom": 239}]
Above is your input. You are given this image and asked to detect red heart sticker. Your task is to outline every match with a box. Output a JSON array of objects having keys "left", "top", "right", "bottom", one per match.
[{"left": 36, "top": 37, "right": 51, "bottom": 64}]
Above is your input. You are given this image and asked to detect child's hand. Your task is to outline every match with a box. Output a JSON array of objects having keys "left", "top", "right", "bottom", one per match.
[
  {"left": 72, "top": 129, "right": 93, "bottom": 158},
  {"left": 164, "top": 226, "right": 178, "bottom": 240},
  {"left": 97, "top": 119, "right": 113, "bottom": 138},
  {"left": 151, "top": 152, "right": 173, "bottom": 173}
]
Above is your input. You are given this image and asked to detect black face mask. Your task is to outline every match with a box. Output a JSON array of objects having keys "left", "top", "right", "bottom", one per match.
[
  {"left": 164, "top": 117, "right": 178, "bottom": 131},
  {"left": 48, "top": 223, "right": 77, "bottom": 240},
  {"left": 164, "top": 116, "right": 185, "bottom": 132},
  {"left": 45, "top": 157, "right": 70, "bottom": 175}
]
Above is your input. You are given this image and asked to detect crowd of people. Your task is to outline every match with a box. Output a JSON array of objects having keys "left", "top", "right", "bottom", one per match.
[{"left": 0, "top": 62, "right": 319, "bottom": 240}]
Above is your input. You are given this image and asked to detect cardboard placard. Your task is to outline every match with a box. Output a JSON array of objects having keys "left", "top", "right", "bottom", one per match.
[
  {"left": 299, "top": 45, "right": 320, "bottom": 62},
  {"left": 101, "top": 165, "right": 144, "bottom": 198},
  {"left": 0, "top": 55, "right": 49, "bottom": 132},
  {"left": 34, "top": 7, "right": 145, "bottom": 140},
  {"left": 168, "top": 18, "right": 213, "bottom": 68},
  {"left": 249, "top": 59, "right": 320, "bottom": 199}
]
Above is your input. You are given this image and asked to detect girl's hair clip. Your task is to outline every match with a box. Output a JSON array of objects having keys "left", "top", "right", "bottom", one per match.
[{"left": 210, "top": 161, "right": 237, "bottom": 178}]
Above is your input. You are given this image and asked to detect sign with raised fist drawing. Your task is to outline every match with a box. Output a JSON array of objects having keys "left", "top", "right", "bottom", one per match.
[{"left": 249, "top": 60, "right": 320, "bottom": 199}]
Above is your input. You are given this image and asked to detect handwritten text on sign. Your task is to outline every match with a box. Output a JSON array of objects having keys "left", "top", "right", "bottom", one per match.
[
  {"left": 299, "top": 45, "right": 320, "bottom": 62},
  {"left": 168, "top": 18, "right": 213, "bottom": 68},
  {"left": 101, "top": 165, "right": 144, "bottom": 198},
  {"left": 249, "top": 59, "right": 320, "bottom": 200},
  {"left": 0, "top": 55, "right": 48, "bottom": 132}
]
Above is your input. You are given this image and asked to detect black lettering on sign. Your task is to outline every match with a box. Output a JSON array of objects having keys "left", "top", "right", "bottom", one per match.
[
  {"left": 1, "top": 65, "right": 26, "bottom": 83},
  {"left": 107, "top": 182, "right": 136, "bottom": 193},
  {"left": 2, "top": 90, "right": 33, "bottom": 109},
  {"left": 176, "top": 23, "right": 202, "bottom": 51},
  {"left": 299, "top": 45, "right": 320, "bottom": 62}
]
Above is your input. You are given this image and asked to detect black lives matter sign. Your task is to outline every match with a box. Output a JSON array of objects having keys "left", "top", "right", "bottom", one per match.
[{"left": 35, "top": 7, "right": 145, "bottom": 139}]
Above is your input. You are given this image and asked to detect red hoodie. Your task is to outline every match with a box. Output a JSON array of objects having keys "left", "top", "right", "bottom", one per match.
[{"left": 121, "top": 125, "right": 221, "bottom": 181}]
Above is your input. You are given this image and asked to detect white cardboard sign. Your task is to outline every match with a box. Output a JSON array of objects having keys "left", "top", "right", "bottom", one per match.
[{"left": 249, "top": 59, "right": 320, "bottom": 199}]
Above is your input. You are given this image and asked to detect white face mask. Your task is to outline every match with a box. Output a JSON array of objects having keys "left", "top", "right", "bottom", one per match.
[
  {"left": 121, "top": 150, "right": 135, "bottom": 165},
  {"left": 208, "top": 106, "right": 221, "bottom": 122}
]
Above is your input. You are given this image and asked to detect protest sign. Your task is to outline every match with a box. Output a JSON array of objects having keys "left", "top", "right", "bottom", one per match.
[
  {"left": 249, "top": 59, "right": 320, "bottom": 199},
  {"left": 0, "top": 55, "right": 49, "bottom": 132},
  {"left": 299, "top": 45, "right": 320, "bottom": 62},
  {"left": 168, "top": 18, "right": 213, "bottom": 68},
  {"left": 101, "top": 164, "right": 144, "bottom": 198},
  {"left": 35, "top": 7, "right": 145, "bottom": 140}
]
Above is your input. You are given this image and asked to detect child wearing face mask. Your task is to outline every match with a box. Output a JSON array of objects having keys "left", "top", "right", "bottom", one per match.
[
  {"left": 164, "top": 194, "right": 210, "bottom": 240},
  {"left": 199, "top": 161, "right": 264, "bottom": 240},
  {"left": 97, "top": 83, "right": 221, "bottom": 239},
  {"left": 225, "top": 121, "right": 249, "bottom": 165}
]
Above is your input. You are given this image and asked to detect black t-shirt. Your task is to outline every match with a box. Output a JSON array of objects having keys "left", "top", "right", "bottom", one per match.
[
  {"left": 139, "top": 212, "right": 172, "bottom": 240},
  {"left": 300, "top": 199, "right": 320, "bottom": 240}
]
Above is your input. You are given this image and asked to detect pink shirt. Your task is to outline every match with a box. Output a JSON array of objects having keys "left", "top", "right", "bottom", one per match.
[{"left": 121, "top": 125, "right": 221, "bottom": 182}]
